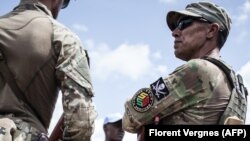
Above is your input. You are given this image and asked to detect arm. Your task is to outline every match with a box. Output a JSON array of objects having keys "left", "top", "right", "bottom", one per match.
[
  {"left": 53, "top": 23, "right": 97, "bottom": 141},
  {"left": 122, "top": 59, "right": 215, "bottom": 132}
]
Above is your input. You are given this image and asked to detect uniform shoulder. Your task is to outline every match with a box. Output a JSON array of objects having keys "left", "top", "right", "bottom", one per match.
[
  {"left": 187, "top": 58, "right": 221, "bottom": 71},
  {"left": 50, "top": 18, "right": 70, "bottom": 32},
  {"left": 50, "top": 18, "right": 81, "bottom": 43},
  {"left": 171, "top": 59, "right": 222, "bottom": 77}
]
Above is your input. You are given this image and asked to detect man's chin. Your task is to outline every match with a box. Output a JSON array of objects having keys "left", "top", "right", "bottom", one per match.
[{"left": 175, "top": 52, "right": 189, "bottom": 61}]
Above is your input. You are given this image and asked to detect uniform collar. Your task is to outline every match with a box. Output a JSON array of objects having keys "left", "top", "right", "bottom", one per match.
[{"left": 16, "top": 0, "right": 53, "bottom": 18}]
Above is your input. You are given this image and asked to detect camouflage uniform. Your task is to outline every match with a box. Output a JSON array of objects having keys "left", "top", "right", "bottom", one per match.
[
  {"left": 123, "top": 1, "right": 247, "bottom": 133},
  {"left": 123, "top": 59, "right": 231, "bottom": 132},
  {"left": 0, "top": 0, "right": 97, "bottom": 140}
]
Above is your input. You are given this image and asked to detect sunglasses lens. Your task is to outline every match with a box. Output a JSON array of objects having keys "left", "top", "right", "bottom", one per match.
[
  {"left": 61, "top": 0, "right": 70, "bottom": 9},
  {"left": 175, "top": 17, "right": 211, "bottom": 31},
  {"left": 176, "top": 18, "right": 193, "bottom": 30}
]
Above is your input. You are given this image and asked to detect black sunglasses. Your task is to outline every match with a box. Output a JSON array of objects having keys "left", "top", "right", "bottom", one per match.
[
  {"left": 61, "top": 0, "right": 70, "bottom": 9},
  {"left": 175, "top": 17, "right": 211, "bottom": 31}
]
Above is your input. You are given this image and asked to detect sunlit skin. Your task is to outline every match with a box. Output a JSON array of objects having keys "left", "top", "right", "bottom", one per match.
[
  {"left": 104, "top": 120, "right": 125, "bottom": 141},
  {"left": 171, "top": 18, "right": 221, "bottom": 61}
]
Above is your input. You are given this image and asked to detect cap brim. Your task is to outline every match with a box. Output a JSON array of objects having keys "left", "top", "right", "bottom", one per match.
[{"left": 166, "top": 10, "right": 202, "bottom": 31}]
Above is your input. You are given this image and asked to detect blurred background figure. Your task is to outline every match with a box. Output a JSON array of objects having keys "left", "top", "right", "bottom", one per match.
[{"left": 103, "top": 113, "right": 125, "bottom": 141}]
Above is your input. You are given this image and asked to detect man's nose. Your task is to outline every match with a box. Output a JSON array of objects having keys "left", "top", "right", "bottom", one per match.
[{"left": 172, "top": 28, "right": 181, "bottom": 38}]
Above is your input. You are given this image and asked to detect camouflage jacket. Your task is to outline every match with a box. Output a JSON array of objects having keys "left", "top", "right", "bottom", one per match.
[
  {"left": 0, "top": 0, "right": 97, "bottom": 140},
  {"left": 122, "top": 59, "right": 231, "bottom": 133}
]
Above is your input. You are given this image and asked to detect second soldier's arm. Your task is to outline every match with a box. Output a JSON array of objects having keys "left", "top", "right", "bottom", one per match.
[{"left": 53, "top": 20, "right": 97, "bottom": 141}]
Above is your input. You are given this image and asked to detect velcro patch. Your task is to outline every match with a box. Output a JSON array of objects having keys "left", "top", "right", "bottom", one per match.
[
  {"left": 150, "top": 77, "right": 169, "bottom": 101},
  {"left": 131, "top": 88, "right": 154, "bottom": 113}
]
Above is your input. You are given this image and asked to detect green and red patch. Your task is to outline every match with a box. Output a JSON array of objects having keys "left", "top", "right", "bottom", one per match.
[{"left": 131, "top": 88, "right": 154, "bottom": 113}]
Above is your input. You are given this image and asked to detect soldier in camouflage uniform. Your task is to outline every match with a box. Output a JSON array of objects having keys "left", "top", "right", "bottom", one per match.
[
  {"left": 122, "top": 1, "right": 247, "bottom": 134},
  {"left": 0, "top": 0, "right": 97, "bottom": 140}
]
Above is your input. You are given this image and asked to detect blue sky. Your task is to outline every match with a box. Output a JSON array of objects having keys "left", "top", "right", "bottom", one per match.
[{"left": 1, "top": 0, "right": 250, "bottom": 140}]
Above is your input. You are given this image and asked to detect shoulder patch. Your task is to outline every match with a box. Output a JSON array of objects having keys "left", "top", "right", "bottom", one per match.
[
  {"left": 150, "top": 77, "right": 169, "bottom": 101},
  {"left": 131, "top": 88, "right": 154, "bottom": 113}
]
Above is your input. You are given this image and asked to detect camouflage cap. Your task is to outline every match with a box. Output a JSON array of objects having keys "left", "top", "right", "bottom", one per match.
[{"left": 166, "top": 1, "right": 232, "bottom": 37}]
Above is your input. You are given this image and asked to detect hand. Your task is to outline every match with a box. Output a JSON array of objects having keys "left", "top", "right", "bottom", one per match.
[{"left": 137, "top": 127, "right": 145, "bottom": 141}]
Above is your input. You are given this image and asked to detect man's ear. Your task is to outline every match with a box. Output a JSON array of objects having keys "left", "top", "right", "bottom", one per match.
[{"left": 207, "top": 23, "right": 220, "bottom": 39}]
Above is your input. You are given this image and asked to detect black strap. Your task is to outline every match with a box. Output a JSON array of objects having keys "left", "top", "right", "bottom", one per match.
[{"left": 84, "top": 49, "right": 90, "bottom": 68}]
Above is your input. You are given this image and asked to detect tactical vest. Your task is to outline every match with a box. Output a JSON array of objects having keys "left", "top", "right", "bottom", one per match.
[{"left": 203, "top": 57, "right": 248, "bottom": 124}]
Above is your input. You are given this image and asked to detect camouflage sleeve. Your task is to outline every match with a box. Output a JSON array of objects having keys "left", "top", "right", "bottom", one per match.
[
  {"left": 52, "top": 20, "right": 97, "bottom": 140},
  {"left": 123, "top": 59, "right": 217, "bottom": 132}
]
